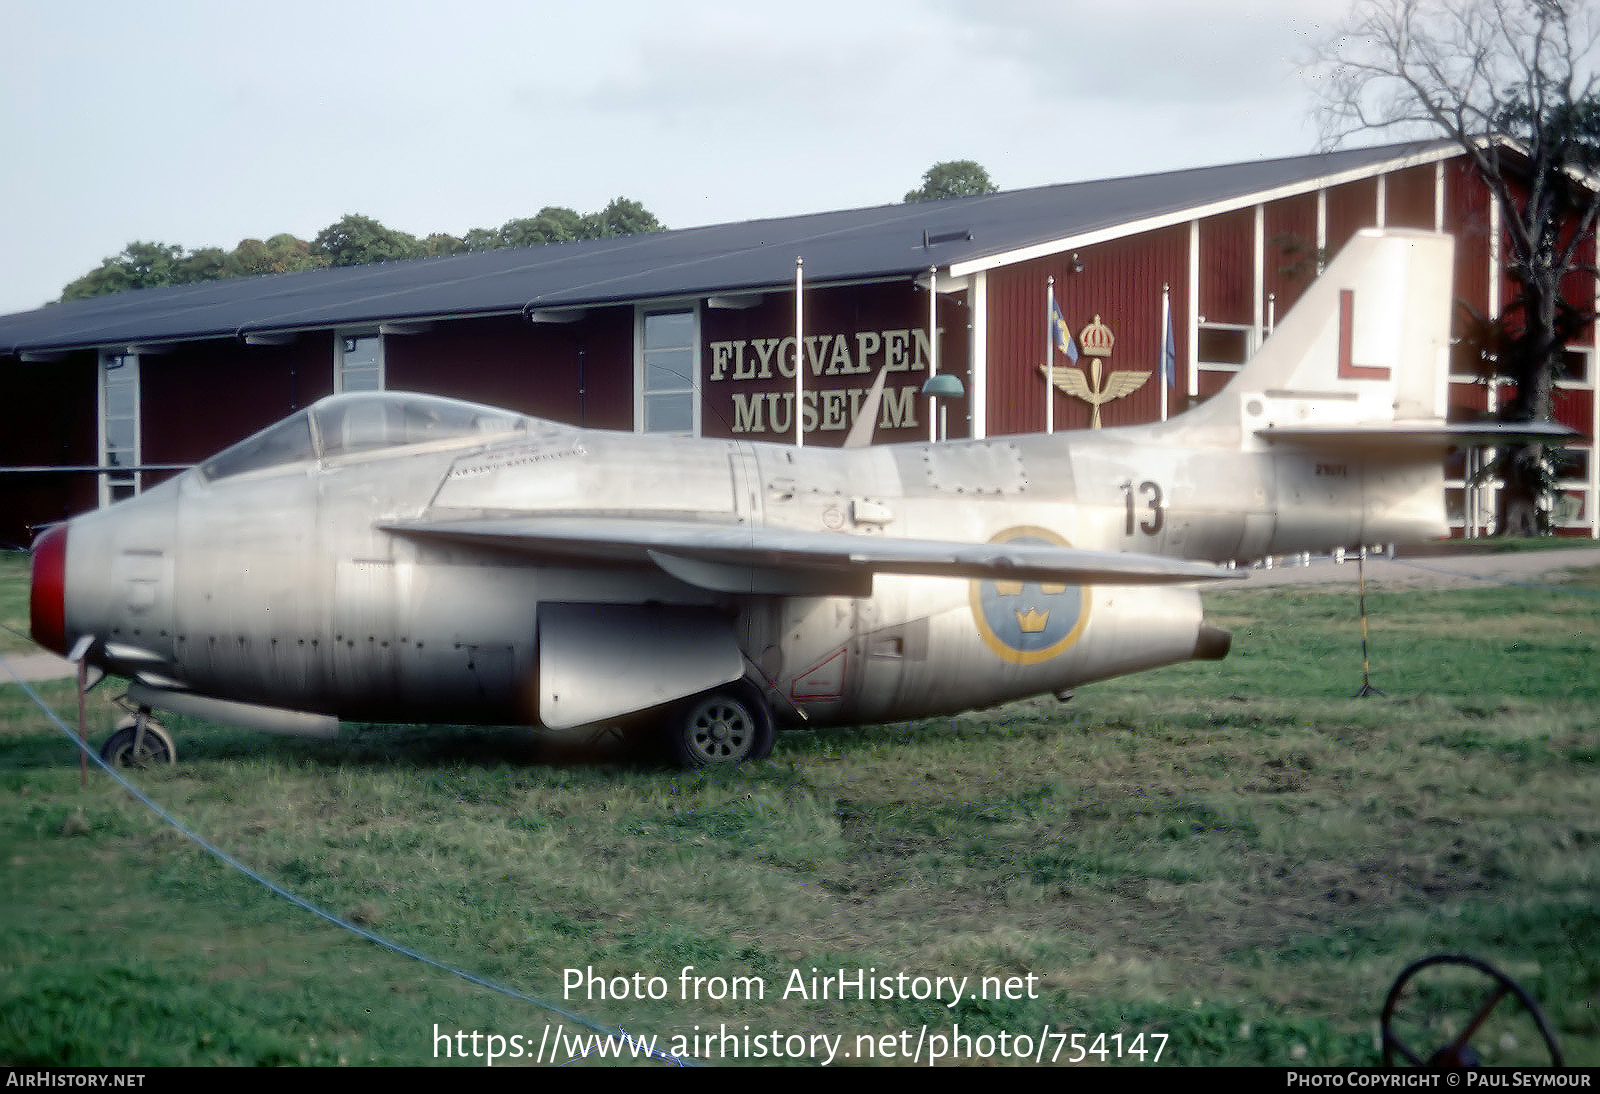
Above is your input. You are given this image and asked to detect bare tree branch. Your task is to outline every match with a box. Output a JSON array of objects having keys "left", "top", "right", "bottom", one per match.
[{"left": 1310, "top": 0, "right": 1600, "bottom": 533}]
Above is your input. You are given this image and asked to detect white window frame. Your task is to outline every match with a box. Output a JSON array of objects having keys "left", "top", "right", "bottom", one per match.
[
  {"left": 1195, "top": 320, "right": 1256, "bottom": 375},
  {"left": 336, "top": 331, "right": 385, "bottom": 393},
  {"left": 1551, "top": 346, "right": 1593, "bottom": 536},
  {"left": 1555, "top": 345, "right": 1594, "bottom": 388},
  {"left": 634, "top": 303, "right": 700, "bottom": 436},
  {"left": 98, "top": 351, "right": 141, "bottom": 507},
  {"left": 1445, "top": 446, "right": 1499, "bottom": 539},
  {"left": 1551, "top": 443, "right": 1592, "bottom": 530}
]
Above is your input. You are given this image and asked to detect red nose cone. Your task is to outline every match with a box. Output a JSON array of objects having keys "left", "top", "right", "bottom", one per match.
[{"left": 29, "top": 523, "right": 68, "bottom": 655}]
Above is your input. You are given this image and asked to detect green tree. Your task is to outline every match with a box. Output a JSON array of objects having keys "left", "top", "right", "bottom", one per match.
[
  {"left": 462, "top": 200, "right": 663, "bottom": 250},
  {"left": 311, "top": 214, "right": 426, "bottom": 267},
  {"left": 498, "top": 206, "right": 585, "bottom": 248},
  {"left": 904, "top": 160, "right": 998, "bottom": 202},
  {"left": 60, "top": 259, "right": 132, "bottom": 301},
  {"left": 61, "top": 241, "right": 187, "bottom": 300},
  {"left": 461, "top": 226, "right": 502, "bottom": 252},
  {"left": 230, "top": 234, "right": 329, "bottom": 277},
  {"left": 170, "top": 247, "right": 233, "bottom": 285},
  {"left": 580, "top": 197, "right": 664, "bottom": 238},
  {"left": 56, "top": 196, "right": 669, "bottom": 301},
  {"left": 1315, "top": 0, "right": 1600, "bottom": 534},
  {"left": 421, "top": 233, "right": 468, "bottom": 257}
]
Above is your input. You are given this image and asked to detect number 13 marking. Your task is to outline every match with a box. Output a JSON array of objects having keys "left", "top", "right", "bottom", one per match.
[{"left": 1121, "top": 480, "right": 1164, "bottom": 536}]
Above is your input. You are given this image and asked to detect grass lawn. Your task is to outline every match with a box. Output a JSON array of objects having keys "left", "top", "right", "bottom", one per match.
[{"left": 1, "top": 559, "right": 1595, "bottom": 1066}]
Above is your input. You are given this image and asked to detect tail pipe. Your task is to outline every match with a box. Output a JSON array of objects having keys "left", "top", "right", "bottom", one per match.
[{"left": 1194, "top": 623, "right": 1232, "bottom": 661}]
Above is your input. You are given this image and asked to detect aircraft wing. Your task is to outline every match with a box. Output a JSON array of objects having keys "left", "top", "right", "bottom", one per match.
[{"left": 382, "top": 515, "right": 1244, "bottom": 597}]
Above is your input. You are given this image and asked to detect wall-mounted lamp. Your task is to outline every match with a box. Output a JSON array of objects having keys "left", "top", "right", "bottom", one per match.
[
  {"left": 1070, "top": 252, "right": 1084, "bottom": 274},
  {"left": 921, "top": 374, "right": 965, "bottom": 399}
]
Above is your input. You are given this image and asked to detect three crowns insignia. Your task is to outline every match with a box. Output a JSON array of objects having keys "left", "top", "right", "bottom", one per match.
[{"left": 994, "top": 579, "right": 1068, "bottom": 634}]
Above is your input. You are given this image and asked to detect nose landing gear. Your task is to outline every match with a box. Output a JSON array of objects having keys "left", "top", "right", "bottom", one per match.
[{"left": 100, "top": 706, "right": 176, "bottom": 769}]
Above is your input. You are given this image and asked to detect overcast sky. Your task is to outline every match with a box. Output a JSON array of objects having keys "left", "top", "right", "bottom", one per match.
[{"left": 0, "top": 0, "right": 1354, "bottom": 317}]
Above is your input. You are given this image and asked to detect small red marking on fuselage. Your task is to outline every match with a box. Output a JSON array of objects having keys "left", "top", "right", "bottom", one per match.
[{"left": 791, "top": 647, "right": 846, "bottom": 701}]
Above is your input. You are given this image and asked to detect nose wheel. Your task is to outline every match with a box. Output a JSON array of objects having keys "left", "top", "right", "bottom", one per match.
[{"left": 100, "top": 710, "right": 176, "bottom": 769}]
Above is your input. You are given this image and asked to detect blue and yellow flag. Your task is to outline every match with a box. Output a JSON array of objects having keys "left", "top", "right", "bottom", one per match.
[
  {"left": 1162, "top": 300, "right": 1176, "bottom": 387},
  {"left": 1049, "top": 289, "right": 1079, "bottom": 363}
]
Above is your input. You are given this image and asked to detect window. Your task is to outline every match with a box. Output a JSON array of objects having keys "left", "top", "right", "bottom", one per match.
[
  {"left": 338, "top": 333, "right": 383, "bottom": 392},
  {"left": 1556, "top": 346, "right": 1593, "bottom": 385},
  {"left": 1552, "top": 446, "right": 1590, "bottom": 484},
  {"left": 639, "top": 308, "right": 697, "bottom": 434},
  {"left": 1196, "top": 323, "right": 1253, "bottom": 373},
  {"left": 1550, "top": 446, "right": 1592, "bottom": 531},
  {"left": 100, "top": 352, "right": 140, "bottom": 505}
]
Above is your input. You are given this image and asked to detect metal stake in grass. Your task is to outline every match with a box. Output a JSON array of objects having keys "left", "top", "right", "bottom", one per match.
[
  {"left": 1355, "top": 547, "right": 1385, "bottom": 698},
  {"left": 76, "top": 657, "right": 87, "bottom": 788}
]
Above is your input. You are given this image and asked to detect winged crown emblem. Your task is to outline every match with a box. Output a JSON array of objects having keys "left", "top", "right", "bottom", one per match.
[{"left": 1040, "top": 314, "right": 1149, "bottom": 428}]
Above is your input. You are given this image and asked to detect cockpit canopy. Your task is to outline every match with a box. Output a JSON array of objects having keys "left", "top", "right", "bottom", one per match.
[{"left": 199, "top": 392, "right": 526, "bottom": 481}]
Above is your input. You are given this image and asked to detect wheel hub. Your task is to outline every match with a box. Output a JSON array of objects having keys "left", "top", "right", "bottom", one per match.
[
  {"left": 693, "top": 703, "right": 748, "bottom": 758},
  {"left": 668, "top": 687, "right": 775, "bottom": 767}
]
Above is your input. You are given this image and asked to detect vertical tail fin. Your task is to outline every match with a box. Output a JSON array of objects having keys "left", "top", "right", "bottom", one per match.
[
  {"left": 1181, "top": 229, "right": 1455, "bottom": 445},
  {"left": 1147, "top": 228, "right": 1567, "bottom": 555}
]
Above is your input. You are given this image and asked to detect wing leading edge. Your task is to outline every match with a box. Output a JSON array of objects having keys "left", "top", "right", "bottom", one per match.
[{"left": 382, "top": 515, "right": 1244, "bottom": 597}]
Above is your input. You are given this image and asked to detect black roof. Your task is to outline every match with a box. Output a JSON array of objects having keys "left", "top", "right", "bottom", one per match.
[{"left": 0, "top": 140, "right": 1456, "bottom": 357}]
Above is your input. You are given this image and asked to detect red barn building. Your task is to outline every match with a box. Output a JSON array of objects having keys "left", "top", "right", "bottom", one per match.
[{"left": 1, "top": 139, "right": 1594, "bottom": 548}]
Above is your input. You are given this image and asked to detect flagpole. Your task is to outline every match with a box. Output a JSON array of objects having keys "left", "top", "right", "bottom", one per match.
[
  {"left": 1160, "top": 283, "right": 1170, "bottom": 423},
  {"left": 795, "top": 257, "right": 804, "bottom": 448},
  {"left": 1045, "top": 277, "right": 1055, "bottom": 435},
  {"left": 928, "top": 265, "right": 939, "bottom": 443}
]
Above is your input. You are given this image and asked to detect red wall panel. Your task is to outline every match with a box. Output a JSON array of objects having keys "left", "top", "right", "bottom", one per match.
[
  {"left": 384, "top": 309, "right": 633, "bottom": 431},
  {"left": 1325, "top": 177, "right": 1380, "bottom": 257},
  {"left": 1443, "top": 160, "right": 1494, "bottom": 327},
  {"left": 1385, "top": 164, "right": 1438, "bottom": 229},
  {"left": 0, "top": 353, "right": 98, "bottom": 544},
  {"left": 140, "top": 337, "right": 334, "bottom": 468},
  {"left": 985, "top": 225, "right": 1188, "bottom": 435},
  {"left": 1264, "top": 192, "right": 1319, "bottom": 317},
  {"left": 1197, "top": 208, "right": 1254, "bottom": 324},
  {"left": 1553, "top": 385, "right": 1595, "bottom": 440}
]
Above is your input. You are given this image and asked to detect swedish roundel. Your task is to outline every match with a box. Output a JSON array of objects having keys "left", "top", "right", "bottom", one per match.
[{"left": 969, "top": 526, "right": 1091, "bottom": 666}]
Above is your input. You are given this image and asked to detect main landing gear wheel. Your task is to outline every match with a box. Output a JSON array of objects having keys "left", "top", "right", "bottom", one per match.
[
  {"left": 1380, "top": 954, "right": 1563, "bottom": 1068},
  {"left": 100, "top": 712, "right": 176, "bottom": 769},
  {"left": 666, "top": 683, "right": 775, "bottom": 768}
]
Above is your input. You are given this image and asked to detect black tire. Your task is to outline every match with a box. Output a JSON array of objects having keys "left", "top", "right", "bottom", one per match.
[
  {"left": 100, "top": 716, "right": 176, "bottom": 769},
  {"left": 665, "top": 683, "right": 775, "bottom": 767}
]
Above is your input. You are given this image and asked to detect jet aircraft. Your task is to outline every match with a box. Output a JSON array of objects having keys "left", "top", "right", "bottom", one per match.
[{"left": 27, "top": 229, "right": 1565, "bottom": 766}]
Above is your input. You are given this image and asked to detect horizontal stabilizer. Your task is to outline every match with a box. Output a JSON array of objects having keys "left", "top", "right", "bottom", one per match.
[
  {"left": 384, "top": 515, "right": 1244, "bottom": 596},
  {"left": 1256, "top": 421, "right": 1579, "bottom": 448}
]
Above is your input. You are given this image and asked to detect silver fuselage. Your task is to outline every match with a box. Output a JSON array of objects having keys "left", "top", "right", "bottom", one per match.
[
  {"left": 53, "top": 411, "right": 1438, "bottom": 729},
  {"left": 39, "top": 230, "right": 1464, "bottom": 736}
]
